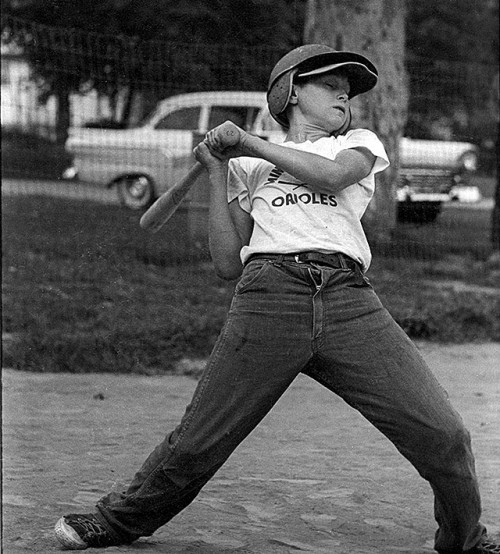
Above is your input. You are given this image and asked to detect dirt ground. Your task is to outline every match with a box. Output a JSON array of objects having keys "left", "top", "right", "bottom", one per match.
[{"left": 2, "top": 343, "right": 499, "bottom": 554}]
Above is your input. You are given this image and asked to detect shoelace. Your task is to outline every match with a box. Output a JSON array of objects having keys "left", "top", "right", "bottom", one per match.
[
  {"left": 67, "top": 515, "right": 112, "bottom": 546},
  {"left": 478, "top": 541, "right": 500, "bottom": 554}
]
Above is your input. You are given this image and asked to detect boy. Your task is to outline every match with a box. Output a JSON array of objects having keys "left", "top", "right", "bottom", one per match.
[{"left": 55, "top": 44, "right": 499, "bottom": 553}]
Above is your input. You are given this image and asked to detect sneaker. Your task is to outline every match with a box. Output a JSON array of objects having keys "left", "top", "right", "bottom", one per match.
[
  {"left": 54, "top": 513, "right": 126, "bottom": 549},
  {"left": 438, "top": 538, "right": 500, "bottom": 554},
  {"left": 468, "top": 538, "right": 500, "bottom": 554}
]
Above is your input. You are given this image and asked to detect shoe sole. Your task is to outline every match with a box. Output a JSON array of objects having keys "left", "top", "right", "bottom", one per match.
[{"left": 54, "top": 517, "right": 88, "bottom": 550}]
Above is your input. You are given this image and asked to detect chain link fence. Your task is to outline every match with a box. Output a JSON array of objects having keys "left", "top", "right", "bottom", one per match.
[{"left": 2, "top": 16, "right": 499, "bottom": 372}]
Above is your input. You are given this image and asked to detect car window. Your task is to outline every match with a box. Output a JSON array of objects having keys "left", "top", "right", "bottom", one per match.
[
  {"left": 208, "top": 106, "right": 250, "bottom": 130},
  {"left": 154, "top": 107, "right": 201, "bottom": 130},
  {"left": 246, "top": 107, "right": 260, "bottom": 129}
]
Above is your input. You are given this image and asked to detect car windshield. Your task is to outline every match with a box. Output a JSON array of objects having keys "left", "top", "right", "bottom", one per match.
[{"left": 154, "top": 107, "right": 200, "bottom": 130}]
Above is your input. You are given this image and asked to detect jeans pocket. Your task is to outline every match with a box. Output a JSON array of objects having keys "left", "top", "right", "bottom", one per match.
[
  {"left": 346, "top": 268, "right": 372, "bottom": 288},
  {"left": 235, "top": 261, "right": 270, "bottom": 295}
]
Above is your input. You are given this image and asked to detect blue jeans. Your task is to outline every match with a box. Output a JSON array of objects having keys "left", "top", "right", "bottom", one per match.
[{"left": 96, "top": 258, "right": 486, "bottom": 551}]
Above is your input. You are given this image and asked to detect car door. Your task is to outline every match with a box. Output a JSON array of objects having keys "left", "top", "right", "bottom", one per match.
[
  {"left": 152, "top": 105, "right": 203, "bottom": 155},
  {"left": 206, "top": 105, "right": 260, "bottom": 133}
]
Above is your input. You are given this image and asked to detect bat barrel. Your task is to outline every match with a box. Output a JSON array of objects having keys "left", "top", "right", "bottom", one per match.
[{"left": 140, "top": 162, "right": 204, "bottom": 232}]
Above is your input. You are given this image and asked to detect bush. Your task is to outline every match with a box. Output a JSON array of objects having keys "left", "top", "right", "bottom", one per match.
[{"left": 1, "top": 129, "right": 73, "bottom": 179}]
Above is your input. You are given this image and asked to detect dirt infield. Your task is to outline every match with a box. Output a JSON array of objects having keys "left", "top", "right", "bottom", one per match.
[{"left": 2, "top": 343, "right": 500, "bottom": 553}]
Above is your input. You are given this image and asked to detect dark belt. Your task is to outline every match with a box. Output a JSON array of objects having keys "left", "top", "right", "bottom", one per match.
[{"left": 246, "top": 252, "right": 361, "bottom": 272}]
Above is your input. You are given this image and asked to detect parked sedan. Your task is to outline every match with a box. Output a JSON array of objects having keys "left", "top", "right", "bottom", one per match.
[
  {"left": 65, "top": 92, "right": 281, "bottom": 209},
  {"left": 65, "top": 91, "right": 478, "bottom": 222}
]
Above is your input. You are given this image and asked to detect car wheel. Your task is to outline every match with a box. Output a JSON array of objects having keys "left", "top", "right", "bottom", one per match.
[
  {"left": 116, "top": 175, "right": 155, "bottom": 210},
  {"left": 397, "top": 202, "right": 442, "bottom": 224}
]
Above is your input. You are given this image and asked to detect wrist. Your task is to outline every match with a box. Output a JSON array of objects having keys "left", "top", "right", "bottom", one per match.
[
  {"left": 206, "top": 158, "right": 228, "bottom": 176},
  {"left": 240, "top": 133, "right": 261, "bottom": 157}
]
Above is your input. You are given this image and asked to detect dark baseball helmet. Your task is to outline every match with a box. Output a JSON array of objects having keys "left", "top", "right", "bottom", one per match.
[{"left": 267, "top": 44, "right": 378, "bottom": 127}]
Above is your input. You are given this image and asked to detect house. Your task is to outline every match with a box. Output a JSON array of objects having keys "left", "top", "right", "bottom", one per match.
[{"left": 1, "top": 42, "right": 116, "bottom": 138}]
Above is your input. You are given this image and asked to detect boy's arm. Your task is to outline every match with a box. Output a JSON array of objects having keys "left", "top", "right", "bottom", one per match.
[
  {"left": 194, "top": 142, "right": 252, "bottom": 280},
  {"left": 244, "top": 136, "right": 375, "bottom": 193},
  {"left": 205, "top": 121, "right": 375, "bottom": 193}
]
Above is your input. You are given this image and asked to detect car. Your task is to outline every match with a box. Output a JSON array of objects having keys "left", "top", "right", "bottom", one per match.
[
  {"left": 65, "top": 91, "right": 283, "bottom": 209},
  {"left": 396, "top": 137, "right": 479, "bottom": 222},
  {"left": 65, "top": 91, "right": 479, "bottom": 221}
]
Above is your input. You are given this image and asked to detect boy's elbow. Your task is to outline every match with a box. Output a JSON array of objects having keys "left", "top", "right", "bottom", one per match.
[
  {"left": 216, "top": 267, "right": 242, "bottom": 281},
  {"left": 214, "top": 261, "right": 243, "bottom": 281}
]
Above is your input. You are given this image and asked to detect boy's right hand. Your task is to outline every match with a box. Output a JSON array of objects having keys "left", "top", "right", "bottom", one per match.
[{"left": 204, "top": 121, "right": 248, "bottom": 159}]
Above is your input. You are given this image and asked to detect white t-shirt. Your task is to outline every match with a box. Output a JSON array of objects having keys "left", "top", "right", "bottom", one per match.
[{"left": 227, "top": 129, "right": 390, "bottom": 271}]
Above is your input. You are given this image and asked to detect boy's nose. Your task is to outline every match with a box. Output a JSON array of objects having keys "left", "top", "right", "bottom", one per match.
[{"left": 337, "top": 92, "right": 349, "bottom": 102}]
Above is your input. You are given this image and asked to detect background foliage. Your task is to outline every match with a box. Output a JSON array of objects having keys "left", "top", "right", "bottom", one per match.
[
  {"left": 2, "top": 0, "right": 498, "bottom": 142},
  {"left": 2, "top": 1, "right": 499, "bottom": 374}
]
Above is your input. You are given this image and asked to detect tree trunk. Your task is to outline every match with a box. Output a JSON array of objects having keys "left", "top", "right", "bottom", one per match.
[
  {"left": 491, "top": 124, "right": 500, "bottom": 252},
  {"left": 54, "top": 88, "right": 71, "bottom": 145},
  {"left": 121, "top": 85, "right": 135, "bottom": 127},
  {"left": 304, "top": 0, "right": 408, "bottom": 243},
  {"left": 489, "top": 74, "right": 499, "bottom": 254}
]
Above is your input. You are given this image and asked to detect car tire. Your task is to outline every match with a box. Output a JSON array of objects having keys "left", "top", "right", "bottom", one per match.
[
  {"left": 397, "top": 201, "right": 442, "bottom": 224},
  {"left": 116, "top": 175, "right": 155, "bottom": 210}
]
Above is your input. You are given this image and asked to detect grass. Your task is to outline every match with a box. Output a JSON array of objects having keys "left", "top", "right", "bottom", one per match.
[{"left": 2, "top": 194, "right": 500, "bottom": 376}]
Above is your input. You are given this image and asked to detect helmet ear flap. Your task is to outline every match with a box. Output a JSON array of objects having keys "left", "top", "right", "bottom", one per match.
[{"left": 267, "top": 69, "right": 297, "bottom": 128}]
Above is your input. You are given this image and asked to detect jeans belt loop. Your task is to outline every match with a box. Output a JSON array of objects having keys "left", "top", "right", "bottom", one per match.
[{"left": 247, "top": 252, "right": 360, "bottom": 272}]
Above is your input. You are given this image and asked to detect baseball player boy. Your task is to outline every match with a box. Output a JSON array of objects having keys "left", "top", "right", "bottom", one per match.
[{"left": 55, "top": 44, "right": 500, "bottom": 553}]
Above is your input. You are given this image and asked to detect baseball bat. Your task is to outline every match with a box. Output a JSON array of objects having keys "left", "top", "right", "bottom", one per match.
[
  {"left": 139, "top": 162, "right": 205, "bottom": 233},
  {"left": 140, "top": 121, "right": 240, "bottom": 233}
]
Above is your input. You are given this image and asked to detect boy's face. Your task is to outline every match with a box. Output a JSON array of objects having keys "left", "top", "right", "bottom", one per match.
[{"left": 292, "top": 71, "right": 351, "bottom": 134}]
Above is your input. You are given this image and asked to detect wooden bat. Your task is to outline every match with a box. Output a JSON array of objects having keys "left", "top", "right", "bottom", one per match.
[{"left": 139, "top": 162, "right": 205, "bottom": 233}]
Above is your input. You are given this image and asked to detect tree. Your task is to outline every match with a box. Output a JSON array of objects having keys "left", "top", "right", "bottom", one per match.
[
  {"left": 304, "top": 0, "right": 408, "bottom": 241},
  {"left": 2, "top": 1, "right": 120, "bottom": 143},
  {"left": 405, "top": 0, "right": 498, "bottom": 144},
  {"left": 406, "top": 0, "right": 498, "bottom": 64},
  {"left": 1, "top": 0, "right": 306, "bottom": 142}
]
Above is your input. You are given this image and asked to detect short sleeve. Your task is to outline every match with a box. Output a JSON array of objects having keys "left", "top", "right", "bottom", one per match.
[
  {"left": 342, "top": 129, "right": 390, "bottom": 175},
  {"left": 227, "top": 158, "right": 251, "bottom": 213}
]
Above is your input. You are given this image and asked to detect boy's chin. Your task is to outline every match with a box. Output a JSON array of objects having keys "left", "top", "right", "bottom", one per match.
[
  {"left": 329, "top": 118, "right": 350, "bottom": 135},
  {"left": 308, "top": 115, "right": 348, "bottom": 135}
]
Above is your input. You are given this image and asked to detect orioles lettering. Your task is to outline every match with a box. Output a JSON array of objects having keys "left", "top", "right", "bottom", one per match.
[{"left": 271, "top": 192, "right": 338, "bottom": 208}]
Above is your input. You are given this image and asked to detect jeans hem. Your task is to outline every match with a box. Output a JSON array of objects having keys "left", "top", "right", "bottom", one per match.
[{"left": 95, "top": 503, "right": 143, "bottom": 543}]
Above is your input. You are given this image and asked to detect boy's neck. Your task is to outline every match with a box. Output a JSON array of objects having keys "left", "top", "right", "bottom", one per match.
[{"left": 285, "top": 123, "right": 336, "bottom": 143}]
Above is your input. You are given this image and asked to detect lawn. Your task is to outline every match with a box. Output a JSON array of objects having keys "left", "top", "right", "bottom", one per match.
[{"left": 2, "top": 194, "right": 499, "bottom": 375}]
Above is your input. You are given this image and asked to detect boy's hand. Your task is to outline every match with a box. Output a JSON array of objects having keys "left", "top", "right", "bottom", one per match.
[
  {"left": 193, "top": 141, "right": 226, "bottom": 171},
  {"left": 204, "top": 120, "right": 248, "bottom": 158}
]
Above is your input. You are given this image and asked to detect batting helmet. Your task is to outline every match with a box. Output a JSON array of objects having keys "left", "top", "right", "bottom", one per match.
[{"left": 267, "top": 44, "right": 378, "bottom": 127}]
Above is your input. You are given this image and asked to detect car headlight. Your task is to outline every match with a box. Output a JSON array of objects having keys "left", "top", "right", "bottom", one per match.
[{"left": 459, "top": 151, "right": 478, "bottom": 172}]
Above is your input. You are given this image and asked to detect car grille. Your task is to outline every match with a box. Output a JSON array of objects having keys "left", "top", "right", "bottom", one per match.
[{"left": 397, "top": 168, "right": 454, "bottom": 194}]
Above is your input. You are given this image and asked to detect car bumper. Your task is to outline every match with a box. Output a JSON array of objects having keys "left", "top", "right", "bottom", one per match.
[{"left": 396, "top": 190, "right": 450, "bottom": 203}]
